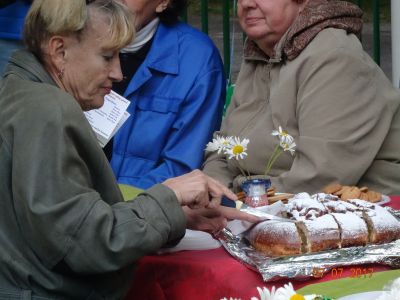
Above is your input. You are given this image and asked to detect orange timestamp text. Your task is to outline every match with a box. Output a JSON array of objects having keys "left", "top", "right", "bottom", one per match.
[{"left": 312, "top": 267, "right": 374, "bottom": 279}]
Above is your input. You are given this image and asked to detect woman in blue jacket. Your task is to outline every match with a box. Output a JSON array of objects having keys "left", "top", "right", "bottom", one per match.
[
  {"left": 0, "top": 0, "right": 31, "bottom": 74},
  {"left": 109, "top": 0, "right": 226, "bottom": 189}
]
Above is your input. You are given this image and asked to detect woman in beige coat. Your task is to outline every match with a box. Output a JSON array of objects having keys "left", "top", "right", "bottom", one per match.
[
  {"left": 0, "top": 0, "right": 257, "bottom": 298},
  {"left": 203, "top": 0, "right": 400, "bottom": 195}
]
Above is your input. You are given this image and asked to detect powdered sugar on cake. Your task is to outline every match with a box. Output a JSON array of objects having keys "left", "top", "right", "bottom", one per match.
[{"left": 247, "top": 192, "right": 400, "bottom": 256}]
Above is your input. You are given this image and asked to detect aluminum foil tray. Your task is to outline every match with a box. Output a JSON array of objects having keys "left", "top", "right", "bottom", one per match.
[{"left": 218, "top": 208, "right": 400, "bottom": 282}]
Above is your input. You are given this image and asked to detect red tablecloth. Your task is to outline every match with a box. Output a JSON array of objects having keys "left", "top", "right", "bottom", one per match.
[{"left": 125, "top": 196, "right": 400, "bottom": 300}]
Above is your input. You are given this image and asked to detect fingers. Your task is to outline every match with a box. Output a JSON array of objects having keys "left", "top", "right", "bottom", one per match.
[
  {"left": 208, "top": 196, "right": 221, "bottom": 209},
  {"left": 162, "top": 170, "right": 209, "bottom": 208},
  {"left": 183, "top": 206, "right": 227, "bottom": 233},
  {"left": 207, "top": 175, "right": 237, "bottom": 200},
  {"left": 200, "top": 217, "right": 227, "bottom": 234},
  {"left": 163, "top": 169, "right": 237, "bottom": 210},
  {"left": 203, "top": 174, "right": 238, "bottom": 209},
  {"left": 218, "top": 206, "right": 260, "bottom": 223}
]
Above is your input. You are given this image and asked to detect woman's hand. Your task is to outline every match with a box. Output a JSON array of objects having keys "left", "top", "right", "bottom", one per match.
[
  {"left": 162, "top": 169, "right": 237, "bottom": 209},
  {"left": 182, "top": 205, "right": 260, "bottom": 234}
]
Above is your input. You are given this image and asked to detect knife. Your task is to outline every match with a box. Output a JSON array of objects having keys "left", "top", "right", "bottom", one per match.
[{"left": 239, "top": 202, "right": 297, "bottom": 223}]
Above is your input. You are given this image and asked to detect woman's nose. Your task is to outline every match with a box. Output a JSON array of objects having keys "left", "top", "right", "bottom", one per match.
[
  {"left": 239, "top": 0, "right": 255, "bottom": 8},
  {"left": 110, "top": 58, "right": 123, "bottom": 82}
]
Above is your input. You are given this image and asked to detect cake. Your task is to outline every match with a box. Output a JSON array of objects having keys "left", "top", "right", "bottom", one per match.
[
  {"left": 331, "top": 212, "right": 368, "bottom": 247},
  {"left": 248, "top": 220, "right": 302, "bottom": 256},
  {"left": 247, "top": 193, "right": 400, "bottom": 256},
  {"left": 358, "top": 203, "right": 400, "bottom": 244},
  {"left": 297, "top": 214, "right": 340, "bottom": 253}
]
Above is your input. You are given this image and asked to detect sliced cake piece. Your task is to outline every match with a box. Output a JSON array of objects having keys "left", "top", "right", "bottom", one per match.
[
  {"left": 331, "top": 212, "right": 368, "bottom": 247},
  {"left": 297, "top": 214, "right": 340, "bottom": 253},
  {"left": 361, "top": 204, "right": 400, "bottom": 244},
  {"left": 247, "top": 220, "right": 302, "bottom": 257}
]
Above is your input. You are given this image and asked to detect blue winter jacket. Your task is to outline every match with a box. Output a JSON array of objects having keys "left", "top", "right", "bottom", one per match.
[
  {"left": 0, "top": 0, "right": 30, "bottom": 40},
  {"left": 111, "top": 21, "right": 226, "bottom": 189}
]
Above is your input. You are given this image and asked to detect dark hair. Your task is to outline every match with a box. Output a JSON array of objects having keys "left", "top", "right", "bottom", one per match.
[{"left": 158, "top": 0, "right": 188, "bottom": 25}]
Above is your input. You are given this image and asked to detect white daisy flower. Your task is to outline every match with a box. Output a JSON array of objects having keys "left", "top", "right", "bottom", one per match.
[
  {"left": 251, "top": 286, "right": 278, "bottom": 300},
  {"left": 274, "top": 283, "right": 306, "bottom": 300},
  {"left": 225, "top": 136, "right": 249, "bottom": 160},
  {"left": 205, "top": 135, "right": 234, "bottom": 154},
  {"left": 250, "top": 284, "right": 316, "bottom": 300},
  {"left": 271, "top": 126, "right": 294, "bottom": 145},
  {"left": 280, "top": 140, "right": 296, "bottom": 156},
  {"left": 205, "top": 140, "right": 220, "bottom": 152}
]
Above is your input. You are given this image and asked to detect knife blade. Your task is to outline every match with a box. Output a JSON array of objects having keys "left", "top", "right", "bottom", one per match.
[{"left": 240, "top": 202, "right": 296, "bottom": 223}]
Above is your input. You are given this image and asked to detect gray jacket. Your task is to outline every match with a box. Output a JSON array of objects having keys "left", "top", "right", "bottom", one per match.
[{"left": 0, "top": 50, "right": 186, "bottom": 299}]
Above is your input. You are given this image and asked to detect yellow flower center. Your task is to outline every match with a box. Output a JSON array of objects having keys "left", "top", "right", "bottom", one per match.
[
  {"left": 281, "top": 131, "right": 288, "bottom": 136},
  {"left": 232, "top": 145, "right": 244, "bottom": 155},
  {"left": 290, "top": 294, "right": 305, "bottom": 300}
]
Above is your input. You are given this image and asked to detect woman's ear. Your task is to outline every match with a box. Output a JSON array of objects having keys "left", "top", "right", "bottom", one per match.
[
  {"left": 155, "top": 0, "right": 169, "bottom": 13},
  {"left": 46, "top": 36, "right": 66, "bottom": 73}
]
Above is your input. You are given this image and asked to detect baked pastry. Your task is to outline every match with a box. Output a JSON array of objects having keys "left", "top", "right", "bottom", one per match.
[
  {"left": 351, "top": 200, "right": 400, "bottom": 244},
  {"left": 247, "top": 220, "right": 302, "bottom": 256},
  {"left": 286, "top": 193, "right": 327, "bottom": 220},
  {"left": 322, "top": 183, "right": 382, "bottom": 203},
  {"left": 331, "top": 212, "right": 368, "bottom": 247},
  {"left": 296, "top": 214, "right": 340, "bottom": 253},
  {"left": 247, "top": 193, "right": 400, "bottom": 257}
]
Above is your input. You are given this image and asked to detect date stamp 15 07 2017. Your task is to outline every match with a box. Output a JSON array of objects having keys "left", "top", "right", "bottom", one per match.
[{"left": 312, "top": 267, "right": 374, "bottom": 279}]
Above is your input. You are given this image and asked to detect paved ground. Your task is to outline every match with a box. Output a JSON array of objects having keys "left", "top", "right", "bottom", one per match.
[{"left": 188, "top": 14, "right": 392, "bottom": 84}]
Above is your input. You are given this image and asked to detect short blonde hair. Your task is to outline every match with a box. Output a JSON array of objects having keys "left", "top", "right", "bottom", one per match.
[{"left": 24, "top": 0, "right": 135, "bottom": 61}]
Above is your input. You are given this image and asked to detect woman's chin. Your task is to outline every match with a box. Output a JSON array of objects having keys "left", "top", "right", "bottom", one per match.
[
  {"left": 244, "top": 30, "right": 268, "bottom": 42},
  {"left": 78, "top": 98, "right": 104, "bottom": 111}
]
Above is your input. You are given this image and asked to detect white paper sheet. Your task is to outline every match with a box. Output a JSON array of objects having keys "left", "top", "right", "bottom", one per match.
[{"left": 84, "top": 91, "right": 130, "bottom": 147}]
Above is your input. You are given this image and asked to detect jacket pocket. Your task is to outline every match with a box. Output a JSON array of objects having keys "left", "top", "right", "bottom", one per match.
[{"left": 136, "top": 95, "right": 182, "bottom": 114}]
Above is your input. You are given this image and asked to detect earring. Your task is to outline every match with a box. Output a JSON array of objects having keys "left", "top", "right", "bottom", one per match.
[
  {"left": 57, "top": 68, "right": 64, "bottom": 79},
  {"left": 156, "top": 2, "right": 168, "bottom": 13}
]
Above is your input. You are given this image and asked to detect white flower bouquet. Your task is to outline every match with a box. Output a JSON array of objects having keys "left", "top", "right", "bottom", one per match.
[
  {"left": 205, "top": 127, "right": 296, "bottom": 207},
  {"left": 205, "top": 126, "right": 296, "bottom": 178}
]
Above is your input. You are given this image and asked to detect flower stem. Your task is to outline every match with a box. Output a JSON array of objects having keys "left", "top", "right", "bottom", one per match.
[
  {"left": 235, "top": 160, "right": 248, "bottom": 179},
  {"left": 265, "top": 145, "right": 283, "bottom": 175},
  {"left": 242, "top": 161, "right": 252, "bottom": 179}
]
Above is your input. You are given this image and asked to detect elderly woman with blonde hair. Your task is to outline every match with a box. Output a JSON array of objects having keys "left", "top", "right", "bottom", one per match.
[
  {"left": 0, "top": 0, "right": 256, "bottom": 298},
  {"left": 203, "top": 0, "right": 400, "bottom": 195}
]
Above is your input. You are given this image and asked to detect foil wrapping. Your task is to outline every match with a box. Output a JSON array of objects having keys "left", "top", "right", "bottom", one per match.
[{"left": 218, "top": 207, "right": 400, "bottom": 282}]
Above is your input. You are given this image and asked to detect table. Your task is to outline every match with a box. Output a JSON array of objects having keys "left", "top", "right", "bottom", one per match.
[{"left": 124, "top": 196, "right": 400, "bottom": 300}]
